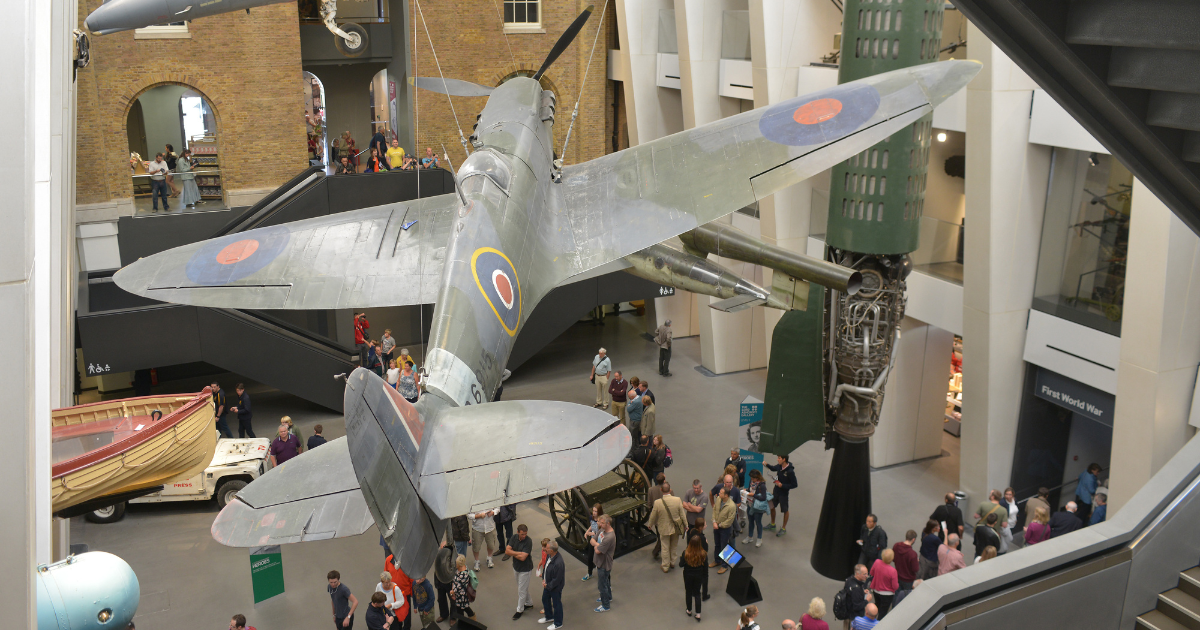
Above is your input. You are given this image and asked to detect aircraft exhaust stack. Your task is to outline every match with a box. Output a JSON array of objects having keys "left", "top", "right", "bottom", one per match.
[{"left": 679, "top": 223, "right": 863, "bottom": 295}]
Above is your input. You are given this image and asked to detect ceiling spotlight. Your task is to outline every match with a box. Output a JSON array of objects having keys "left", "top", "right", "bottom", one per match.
[
  {"left": 936, "top": 132, "right": 947, "bottom": 143},
  {"left": 1088, "top": 152, "right": 1099, "bottom": 167}
]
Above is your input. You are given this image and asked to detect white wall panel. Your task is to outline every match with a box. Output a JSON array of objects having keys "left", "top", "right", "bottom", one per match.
[
  {"left": 1023, "top": 309, "right": 1120, "bottom": 394},
  {"left": 1028, "top": 89, "right": 1109, "bottom": 154}
]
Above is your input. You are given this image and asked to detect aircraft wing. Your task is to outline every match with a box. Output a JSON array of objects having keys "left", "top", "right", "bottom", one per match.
[
  {"left": 551, "top": 60, "right": 980, "bottom": 280},
  {"left": 210, "top": 437, "right": 375, "bottom": 547},
  {"left": 113, "top": 193, "right": 460, "bottom": 309}
]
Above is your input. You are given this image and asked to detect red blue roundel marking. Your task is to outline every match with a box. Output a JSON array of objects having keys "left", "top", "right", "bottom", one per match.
[
  {"left": 185, "top": 225, "right": 291, "bottom": 285},
  {"left": 758, "top": 84, "right": 881, "bottom": 147},
  {"left": 472, "top": 247, "right": 522, "bottom": 336}
]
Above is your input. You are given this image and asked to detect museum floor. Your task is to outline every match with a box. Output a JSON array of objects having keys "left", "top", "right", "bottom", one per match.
[{"left": 71, "top": 312, "right": 960, "bottom": 630}]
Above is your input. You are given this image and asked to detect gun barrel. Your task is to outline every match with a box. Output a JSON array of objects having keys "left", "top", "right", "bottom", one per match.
[{"left": 680, "top": 223, "right": 862, "bottom": 294}]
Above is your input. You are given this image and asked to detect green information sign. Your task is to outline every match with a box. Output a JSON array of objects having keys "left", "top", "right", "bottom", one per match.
[{"left": 250, "top": 545, "right": 285, "bottom": 604}]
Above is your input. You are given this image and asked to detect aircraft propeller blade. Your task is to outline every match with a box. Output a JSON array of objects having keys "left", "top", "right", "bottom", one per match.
[
  {"left": 532, "top": 5, "right": 593, "bottom": 81},
  {"left": 409, "top": 77, "right": 495, "bottom": 98}
]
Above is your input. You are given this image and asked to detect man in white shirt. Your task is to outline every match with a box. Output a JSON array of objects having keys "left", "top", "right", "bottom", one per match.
[
  {"left": 591, "top": 348, "right": 611, "bottom": 409},
  {"left": 146, "top": 153, "right": 170, "bottom": 212},
  {"left": 470, "top": 508, "right": 499, "bottom": 570}
]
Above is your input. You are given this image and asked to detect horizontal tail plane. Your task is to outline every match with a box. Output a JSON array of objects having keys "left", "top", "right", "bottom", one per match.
[{"left": 212, "top": 368, "right": 631, "bottom": 577}]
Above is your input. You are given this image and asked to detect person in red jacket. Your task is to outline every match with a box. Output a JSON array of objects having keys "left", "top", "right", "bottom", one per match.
[
  {"left": 354, "top": 312, "right": 371, "bottom": 366},
  {"left": 384, "top": 553, "right": 412, "bottom": 629},
  {"left": 892, "top": 530, "right": 920, "bottom": 591}
]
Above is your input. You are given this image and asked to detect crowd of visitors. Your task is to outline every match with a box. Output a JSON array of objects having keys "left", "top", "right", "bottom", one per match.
[
  {"left": 328, "top": 130, "right": 438, "bottom": 174},
  {"left": 212, "top": 336, "right": 1109, "bottom": 630}
]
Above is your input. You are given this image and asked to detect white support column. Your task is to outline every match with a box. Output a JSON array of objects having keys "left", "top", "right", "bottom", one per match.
[
  {"left": 4, "top": 0, "right": 76, "bottom": 625},
  {"left": 959, "top": 23, "right": 1052, "bottom": 502},
  {"left": 1108, "top": 180, "right": 1200, "bottom": 512},
  {"left": 870, "top": 318, "right": 954, "bottom": 467},
  {"left": 616, "top": 0, "right": 697, "bottom": 334},
  {"left": 749, "top": 0, "right": 840, "bottom": 359}
]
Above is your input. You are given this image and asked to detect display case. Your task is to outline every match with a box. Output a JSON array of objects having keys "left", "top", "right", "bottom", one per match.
[{"left": 189, "top": 136, "right": 223, "bottom": 199}]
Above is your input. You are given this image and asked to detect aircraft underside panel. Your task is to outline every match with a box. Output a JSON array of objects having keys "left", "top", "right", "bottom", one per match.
[
  {"left": 416, "top": 399, "right": 633, "bottom": 519},
  {"left": 551, "top": 62, "right": 980, "bottom": 283},
  {"left": 113, "top": 194, "right": 460, "bottom": 309},
  {"left": 209, "top": 437, "right": 375, "bottom": 546}
]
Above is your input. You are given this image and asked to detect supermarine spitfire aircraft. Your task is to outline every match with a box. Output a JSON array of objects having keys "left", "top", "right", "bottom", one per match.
[{"left": 113, "top": 7, "right": 979, "bottom": 577}]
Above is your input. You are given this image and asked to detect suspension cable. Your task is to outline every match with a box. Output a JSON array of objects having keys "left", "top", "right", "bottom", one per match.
[
  {"left": 489, "top": 0, "right": 519, "bottom": 68},
  {"left": 560, "top": 0, "right": 610, "bottom": 161},
  {"left": 414, "top": 0, "right": 419, "bottom": 200},
  {"left": 413, "top": 0, "right": 471, "bottom": 158}
]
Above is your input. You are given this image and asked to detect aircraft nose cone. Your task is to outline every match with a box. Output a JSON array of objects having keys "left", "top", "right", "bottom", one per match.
[
  {"left": 909, "top": 59, "right": 982, "bottom": 108},
  {"left": 85, "top": 0, "right": 172, "bottom": 35}
]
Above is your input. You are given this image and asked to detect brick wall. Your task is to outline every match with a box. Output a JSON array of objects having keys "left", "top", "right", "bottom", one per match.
[
  {"left": 76, "top": 0, "right": 309, "bottom": 207},
  {"left": 409, "top": 0, "right": 616, "bottom": 167}
]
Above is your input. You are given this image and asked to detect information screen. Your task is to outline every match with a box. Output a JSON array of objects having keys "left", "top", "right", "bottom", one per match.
[{"left": 718, "top": 545, "right": 742, "bottom": 567}]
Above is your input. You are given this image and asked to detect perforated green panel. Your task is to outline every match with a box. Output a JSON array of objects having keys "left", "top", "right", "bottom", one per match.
[{"left": 826, "top": 0, "right": 945, "bottom": 255}]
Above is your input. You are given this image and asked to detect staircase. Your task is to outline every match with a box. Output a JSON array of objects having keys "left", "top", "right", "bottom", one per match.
[{"left": 1139, "top": 566, "right": 1200, "bottom": 630}]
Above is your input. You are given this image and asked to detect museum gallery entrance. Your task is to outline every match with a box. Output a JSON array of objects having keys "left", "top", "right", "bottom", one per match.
[{"left": 126, "top": 84, "right": 220, "bottom": 214}]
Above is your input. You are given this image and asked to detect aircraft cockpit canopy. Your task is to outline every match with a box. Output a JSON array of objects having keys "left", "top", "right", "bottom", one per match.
[{"left": 458, "top": 150, "right": 511, "bottom": 192}]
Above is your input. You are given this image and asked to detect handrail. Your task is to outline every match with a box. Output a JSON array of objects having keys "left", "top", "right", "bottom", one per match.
[
  {"left": 211, "top": 164, "right": 324, "bottom": 237},
  {"left": 213, "top": 309, "right": 357, "bottom": 363},
  {"left": 1016, "top": 465, "right": 1109, "bottom": 506},
  {"left": 878, "top": 436, "right": 1200, "bottom": 630},
  {"left": 229, "top": 309, "right": 357, "bottom": 356}
]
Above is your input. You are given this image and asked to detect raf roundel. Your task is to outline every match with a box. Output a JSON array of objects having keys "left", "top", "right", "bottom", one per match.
[
  {"left": 185, "top": 225, "right": 291, "bottom": 285},
  {"left": 758, "top": 83, "right": 881, "bottom": 147},
  {"left": 472, "top": 247, "right": 522, "bottom": 336}
]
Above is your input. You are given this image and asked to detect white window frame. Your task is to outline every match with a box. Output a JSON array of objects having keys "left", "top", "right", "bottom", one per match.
[
  {"left": 135, "top": 22, "right": 190, "bottom": 40},
  {"left": 503, "top": 0, "right": 544, "bottom": 34}
]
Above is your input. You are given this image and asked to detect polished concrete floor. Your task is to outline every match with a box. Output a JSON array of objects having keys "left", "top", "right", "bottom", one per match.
[{"left": 72, "top": 312, "right": 959, "bottom": 630}]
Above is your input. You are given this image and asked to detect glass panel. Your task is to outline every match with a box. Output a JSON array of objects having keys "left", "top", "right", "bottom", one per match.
[
  {"left": 1032, "top": 149, "right": 1133, "bottom": 335},
  {"left": 721, "top": 11, "right": 751, "bottom": 60},
  {"left": 504, "top": 2, "right": 514, "bottom": 22},
  {"left": 527, "top": 2, "right": 537, "bottom": 23},
  {"left": 515, "top": 2, "right": 526, "bottom": 23},
  {"left": 658, "top": 10, "right": 678, "bottom": 54},
  {"left": 910, "top": 215, "right": 964, "bottom": 284}
]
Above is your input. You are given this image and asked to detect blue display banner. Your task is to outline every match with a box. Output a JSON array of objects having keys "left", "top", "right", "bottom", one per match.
[{"left": 739, "top": 395, "right": 765, "bottom": 478}]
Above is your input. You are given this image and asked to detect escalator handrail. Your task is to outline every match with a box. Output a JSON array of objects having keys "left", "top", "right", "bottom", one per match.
[
  {"left": 879, "top": 435, "right": 1200, "bottom": 630},
  {"left": 232, "top": 308, "right": 358, "bottom": 355},
  {"left": 212, "top": 308, "right": 357, "bottom": 363},
  {"left": 212, "top": 164, "right": 324, "bottom": 237}
]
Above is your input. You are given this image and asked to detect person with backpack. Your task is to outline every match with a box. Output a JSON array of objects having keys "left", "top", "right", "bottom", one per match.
[
  {"left": 834, "top": 564, "right": 873, "bottom": 630},
  {"left": 738, "top": 605, "right": 761, "bottom": 630},
  {"left": 449, "top": 555, "right": 476, "bottom": 621},
  {"left": 742, "top": 469, "right": 770, "bottom": 548},
  {"left": 645, "top": 435, "right": 669, "bottom": 485}
]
